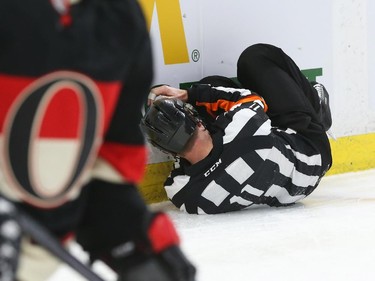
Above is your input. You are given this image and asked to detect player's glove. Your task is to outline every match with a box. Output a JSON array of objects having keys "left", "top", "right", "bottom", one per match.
[
  {"left": 112, "top": 212, "right": 196, "bottom": 281},
  {"left": 0, "top": 197, "right": 22, "bottom": 281}
]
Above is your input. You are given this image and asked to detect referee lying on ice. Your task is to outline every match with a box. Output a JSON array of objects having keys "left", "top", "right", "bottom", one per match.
[{"left": 141, "top": 43, "right": 333, "bottom": 214}]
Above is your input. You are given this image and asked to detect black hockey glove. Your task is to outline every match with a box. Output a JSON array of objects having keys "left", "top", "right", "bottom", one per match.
[
  {"left": 0, "top": 197, "right": 22, "bottom": 281},
  {"left": 112, "top": 212, "right": 196, "bottom": 281}
]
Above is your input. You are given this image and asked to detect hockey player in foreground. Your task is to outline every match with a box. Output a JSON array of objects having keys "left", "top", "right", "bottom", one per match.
[
  {"left": 141, "top": 43, "right": 333, "bottom": 214},
  {"left": 0, "top": 0, "right": 195, "bottom": 280}
]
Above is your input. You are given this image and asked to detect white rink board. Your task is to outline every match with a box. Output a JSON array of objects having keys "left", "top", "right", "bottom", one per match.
[
  {"left": 145, "top": 0, "right": 375, "bottom": 164},
  {"left": 368, "top": 0, "right": 375, "bottom": 111},
  {"left": 152, "top": 0, "right": 333, "bottom": 88}
]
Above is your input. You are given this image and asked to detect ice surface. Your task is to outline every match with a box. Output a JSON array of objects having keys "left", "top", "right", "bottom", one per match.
[{"left": 48, "top": 169, "right": 375, "bottom": 281}]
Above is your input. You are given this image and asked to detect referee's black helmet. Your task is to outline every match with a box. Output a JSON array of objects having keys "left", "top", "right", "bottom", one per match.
[{"left": 141, "top": 98, "right": 201, "bottom": 154}]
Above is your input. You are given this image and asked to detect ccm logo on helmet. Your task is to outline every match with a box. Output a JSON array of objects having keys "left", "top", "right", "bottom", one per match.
[{"left": 204, "top": 159, "right": 222, "bottom": 177}]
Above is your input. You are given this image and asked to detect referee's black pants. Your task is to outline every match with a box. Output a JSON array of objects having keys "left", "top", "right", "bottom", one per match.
[{"left": 237, "top": 43, "right": 332, "bottom": 171}]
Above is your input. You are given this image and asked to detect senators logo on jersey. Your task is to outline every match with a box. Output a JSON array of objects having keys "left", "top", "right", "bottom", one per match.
[{"left": 0, "top": 71, "right": 113, "bottom": 208}]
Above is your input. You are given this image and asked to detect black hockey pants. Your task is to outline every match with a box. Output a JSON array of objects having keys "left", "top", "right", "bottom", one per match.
[{"left": 237, "top": 43, "right": 332, "bottom": 170}]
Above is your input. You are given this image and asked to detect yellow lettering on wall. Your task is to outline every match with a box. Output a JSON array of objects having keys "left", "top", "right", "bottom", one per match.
[{"left": 139, "top": 0, "right": 189, "bottom": 65}]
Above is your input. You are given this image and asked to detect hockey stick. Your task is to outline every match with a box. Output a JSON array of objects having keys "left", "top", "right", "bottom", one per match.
[{"left": 1, "top": 196, "right": 105, "bottom": 281}]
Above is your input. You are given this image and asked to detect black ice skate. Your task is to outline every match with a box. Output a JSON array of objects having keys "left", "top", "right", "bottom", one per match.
[{"left": 311, "top": 81, "right": 332, "bottom": 132}]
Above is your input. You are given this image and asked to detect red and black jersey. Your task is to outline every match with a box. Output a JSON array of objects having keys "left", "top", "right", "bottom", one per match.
[{"left": 0, "top": 0, "right": 153, "bottom": 208}]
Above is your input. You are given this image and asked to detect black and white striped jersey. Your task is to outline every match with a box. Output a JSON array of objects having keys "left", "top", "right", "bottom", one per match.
[{"left": 164, "top": 85, "right": 326, "bottom": 214}]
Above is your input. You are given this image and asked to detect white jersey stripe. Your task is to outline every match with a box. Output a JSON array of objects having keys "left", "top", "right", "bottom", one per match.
[
  {"left": 264, "top": 184, "right": 305, "bottom": 204},
  {"left": 213, "top": 86, "right": 252, "bottom": 97},
  {"left": 253, "top": 119, "right": 272, "bottom": 136},
  {"left": 165, "top": 175, "right": 190, "bottom": 199},
  {"left": 223, "top": 108, "right": 256, "bottom": 144},
  {"left": 225, "top": 157, "right": 254, "bottom": 184},
  {"left": 285, "top": 144, "right": 322, "bottom": 166},
  {"left": 230, "top": 196, "right": 253, "bottom": 206},
  {"left": 268, "top": 147, "right": 320, "bottom": 187},
  {"left": 255, "top": 148, "right": 272, "bottom": 160},
  {"left": 242, "top": 184, "right": 264, "bottom": 196},
  {"left": 201, "top": 180, "right": 230, "bottom": 206}
]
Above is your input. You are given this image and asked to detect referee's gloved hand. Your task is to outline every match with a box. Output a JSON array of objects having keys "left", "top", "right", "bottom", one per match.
[{"left": 115, "top": 212, "right": 196, "bottom": 281}]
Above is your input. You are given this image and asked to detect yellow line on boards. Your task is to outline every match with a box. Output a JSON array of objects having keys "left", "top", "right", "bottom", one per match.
[{"left": 328, "top": 133, "right": 375, "bottom": 175}]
